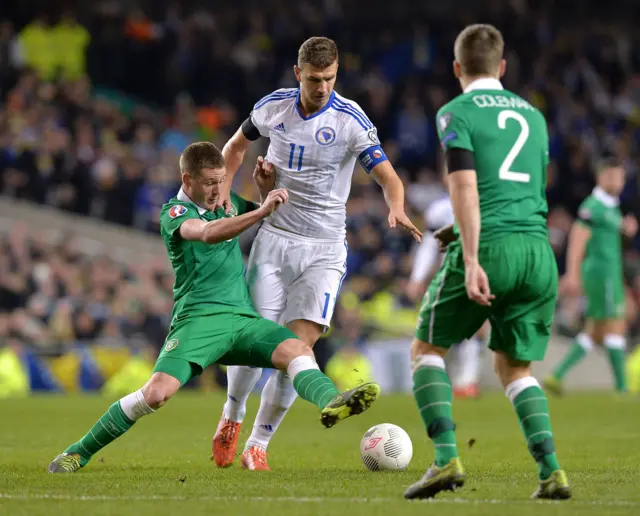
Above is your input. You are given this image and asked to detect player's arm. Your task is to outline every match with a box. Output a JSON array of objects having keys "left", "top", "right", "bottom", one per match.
[
  {"left": 218, "top": 114, "right": 264, "bottom": 211},
  {"left": 179, "top": 189, "right": 288, "bottom": 245},
  {"left": 446, "top": 155, "right": 480, "bottom": 266},
  {"left": 222, "top": 119, "right": 259, "bottom": 185},
  {"left": 367, "top": 159, "right": 422, "bottom": 242},
  {"left": 446, "top": 149, "right": 493, "bottom": 306},
  {"left": 561, "top": 211, "right": 592, "bottom": 295}
]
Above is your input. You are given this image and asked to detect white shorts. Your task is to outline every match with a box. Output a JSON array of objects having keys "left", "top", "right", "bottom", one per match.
[{"left": 246, "top": 224, "right": 348, "bottom": 329}]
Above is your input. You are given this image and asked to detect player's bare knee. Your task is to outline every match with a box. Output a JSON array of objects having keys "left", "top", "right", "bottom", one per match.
[
  {"left": 605, "top": 318, "right": 627, "bottom": 336},
  {"left": 410, "top": 338, "right": 447, "bottom": 362},
  {"left": 493, "top": 352, "right": 531, "bottom": 388},
  {"left": 286, "top": 319, "right": 324, "bottom": 348},
  {"left": 142, "top": 373, "right": 180, "bottom": 409},
  {"left": 584, "top": 321, "right": 604, "bottom": 344},
  {"left": 272, "top": 338, "right": 313, "bottom": 370}
]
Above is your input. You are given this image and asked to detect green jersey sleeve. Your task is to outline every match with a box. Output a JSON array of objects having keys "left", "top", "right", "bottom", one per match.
[
  {"left": 436, "top": 104, "right": 473, "bottom": 152},
  {"left": 576, "top": 198, "right": 596, "bottom": 228},
  {"left": 230, "top": 192, "right": 259, "bottom": 216},
  {"left": 160, "top": 203, "right": 201, "bottom": 237}
]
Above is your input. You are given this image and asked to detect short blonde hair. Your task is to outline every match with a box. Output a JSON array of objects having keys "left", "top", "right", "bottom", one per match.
[{"left": 454, "top": 24, "right": 504, "bottom": 76}]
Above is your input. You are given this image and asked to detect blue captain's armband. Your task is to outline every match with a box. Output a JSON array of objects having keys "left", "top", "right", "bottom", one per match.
[{"left": 358, "top": 145, "right": 388, "bottom": 173}]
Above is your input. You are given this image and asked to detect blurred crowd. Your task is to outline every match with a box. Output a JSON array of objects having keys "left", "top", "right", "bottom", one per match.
[
  {"left": 0, "top": 222, "right": 172, "bottom": 356},
  {"left": 1, "top": 0, "right": 640, "bottom": 359}
]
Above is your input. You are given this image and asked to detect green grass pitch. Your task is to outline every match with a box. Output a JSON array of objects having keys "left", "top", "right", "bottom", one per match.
[{"left": 1, "top": 391, "right": 639, "bottom": 516}]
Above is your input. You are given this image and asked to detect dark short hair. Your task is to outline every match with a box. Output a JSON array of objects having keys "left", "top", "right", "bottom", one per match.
[
  {"left": 298, "top": 37, "right": 338, "bottom": 69},
  {"left": 179, "top": 142, "right": 225, "bottom": 177},
  {"left": 454, "top": 24, "right": 504, "bottom": 77},
  {"left": 595, "top": 156, "right": 624, "bottom": 176}
]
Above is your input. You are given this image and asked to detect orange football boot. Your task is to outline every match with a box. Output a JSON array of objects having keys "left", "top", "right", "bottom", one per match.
[
  {"left": 212, "top": 414, "right": 241, "bottom": 467},
  {"left": 453, "top": 384, "right": 480, "bottom": 399},
  {"left": 240, "top": 446, "right": 271, "bottom": 471}
]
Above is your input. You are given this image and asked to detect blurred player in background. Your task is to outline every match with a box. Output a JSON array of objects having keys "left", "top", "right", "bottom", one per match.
[
  {"left": 545, "top": 159, "right": 638, "bottom": 395},
  {"left": 407, "top": 172, "right": 489, "bottom": 399},
  {"left": 404, "top": 24, "right": 571, "bottom": 501},
  {"left": 47, "top": 142, "right": 380, "bottom": 473},
  {"left": 211, "top": 36, "right": 422, "bottom": 471}
]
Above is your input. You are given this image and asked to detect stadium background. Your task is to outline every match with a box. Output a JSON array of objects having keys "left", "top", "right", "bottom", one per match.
[{"left": 1, "top": 0, "right": 640, "bottom": 397}]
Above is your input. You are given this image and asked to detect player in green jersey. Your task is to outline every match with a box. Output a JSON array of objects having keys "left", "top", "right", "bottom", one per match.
[
  {"left": 545, "top": 159, "right": 638, "bottom": 395},
  {"left": 404, "top": 25, "right": 570, "bottom": 501},
  {"left": 47, "top": 142, "right": 380, "bottom": 473}
]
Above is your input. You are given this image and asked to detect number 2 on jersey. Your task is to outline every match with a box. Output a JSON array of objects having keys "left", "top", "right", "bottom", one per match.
[
  {"left": 497, "top": 110, "right": 530, "bottom": 183},
  {"left": 289, "top": 143, "right": 305, "bottom": 171}
]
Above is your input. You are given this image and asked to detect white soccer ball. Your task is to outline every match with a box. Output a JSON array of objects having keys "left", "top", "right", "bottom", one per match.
[{"left": 360, "top": 423, "right": 413, "bottom": 471}]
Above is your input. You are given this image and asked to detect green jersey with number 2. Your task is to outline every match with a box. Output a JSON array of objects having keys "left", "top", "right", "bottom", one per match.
[{"left": 436, "top": 84, "right": 550, "bottom": 241}]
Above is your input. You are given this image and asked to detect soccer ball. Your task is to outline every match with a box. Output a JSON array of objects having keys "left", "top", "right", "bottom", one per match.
[{"left": 360, "top": 423, "right": 413, "bottom": 471}]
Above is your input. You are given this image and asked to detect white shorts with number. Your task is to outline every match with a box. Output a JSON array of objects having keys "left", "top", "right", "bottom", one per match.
[{"left": 246, "top": 223, "right": 348, "bottom": 329}]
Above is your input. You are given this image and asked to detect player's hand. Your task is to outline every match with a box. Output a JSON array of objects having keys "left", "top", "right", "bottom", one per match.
[
  {"left": 407, "top": 281, "right": 426, "bottom": 302},
  {"left": 622, "top": 215, "right": 638, "bottom": 238},
  {"left": 464, "top": 260, "right": 494, "bottom": 307},
  {"left": 559, "top": 274, "right": 582, "bottom": 297},
  {"left": 433, "top": 224, "right": 456, "bottom": 252},
  {"left": 253, "top": 156, "right": 276, "bottom": 196},
  {"left": 388, "top": 209, "right": 423, "bottom": 242},
  {"left": 217, "top": 184, "right": 232, "bottom": 214},
  {"left": 259, "top": 188, "right": 288, "bottom": 216}
]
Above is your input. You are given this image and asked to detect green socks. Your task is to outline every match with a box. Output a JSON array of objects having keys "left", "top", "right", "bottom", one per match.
[
  {"left": 412, "top": 355, "right": 458, "bottom": 467},
  {"left": 604, "top": 334, "right": 627, "bottom": 393},
  {"left": 65, "top": 401, "right": 136, "bottom": 465},
  {"left": 553, "top": 332, "right": 627, "bottom": 392},
  {"left": 65, "top": 389, "right": 154, "bottom": 465},
  {"left": 508, "top": 378, "right": 561, "bottom": 480},
  {"left": 292, "top": 369, "right": 340, "bottom": 409},
  {"left": 552, "top": 333, "right": 590, "bottom": 380}
]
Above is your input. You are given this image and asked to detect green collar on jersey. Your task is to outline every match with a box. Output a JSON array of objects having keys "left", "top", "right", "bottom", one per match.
[
  {"left": 463, "top": 77, "right": 504, "bottom": 93},
  {"left": 592, "top": 186, "right": 619, "bottom": 208},
  {"left": 176, "top": 188, "right": 207, "bottom": 215}
]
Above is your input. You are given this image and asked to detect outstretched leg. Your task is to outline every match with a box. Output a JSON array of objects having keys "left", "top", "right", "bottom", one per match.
[{"left": 48, "top": 372, "right": 181, "bottom": 473}]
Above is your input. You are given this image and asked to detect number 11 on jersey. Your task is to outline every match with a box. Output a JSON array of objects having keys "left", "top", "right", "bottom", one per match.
[{"left": 289, "top": 143, "right": 305, "bottom": 171}]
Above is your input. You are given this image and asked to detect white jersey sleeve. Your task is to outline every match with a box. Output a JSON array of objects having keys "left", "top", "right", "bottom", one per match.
[
  {"left": 424, "top": 196, "right": 454, "bottom": 231},
  {"left": 337, "top": 97, "right": 388, "bottom": 173}
]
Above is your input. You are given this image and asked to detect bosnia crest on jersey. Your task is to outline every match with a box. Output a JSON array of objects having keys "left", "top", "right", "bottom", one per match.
[
  {"left": 169, "top": 205, "right": 187, "bottom": 218},
  {"left": 316, "top": 126, "right": 336, "bottom": 146}
]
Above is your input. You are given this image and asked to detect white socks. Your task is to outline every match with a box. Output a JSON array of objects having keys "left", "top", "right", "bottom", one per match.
[
  {"left": 604, "top": 334, "right": 626, "bottom": 351},
  {"left": 505, "top": 376, "right": 540, "bottom": 403},
  {"left": 224, "top": 357, "right": 320, "bottom": 450},
  {"left": 576, "top": 332, "right": 595, "bottom": 352},
  {"left": 244, "top": 357, "right": 319, "bottom": 451},
  {"left": 455, "top": 337, "right": 481, "bottom": 387},
  {"left": 245, "top": 370, "right": 299, "bottom": 451},
  {"left": 120, "top": 389, "right": 154, "bottom": 421},
  {"left": 223, "top": 366, "right": 263, "bottom": 422},
  {"left": 412, "top": 353, "right": 446, "bottom": 372}
]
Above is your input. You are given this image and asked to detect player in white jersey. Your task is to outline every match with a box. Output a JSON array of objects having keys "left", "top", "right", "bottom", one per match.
[
  {"left": 211, "top": 37, "right": 422, "bottom": 470},
  {"left": 407, "top": 177, "right": 488, "bottom": 399}
]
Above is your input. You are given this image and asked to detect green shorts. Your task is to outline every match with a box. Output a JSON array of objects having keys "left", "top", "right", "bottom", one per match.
[
  {"left": 583, "top": 274, "right": 625, "bottom": 321},
  {"left": 416, "top": 233, "right": 558, "bottom": 362},
  {"left": 153, "top": 313, "right": 297, "bottom": 385}
]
